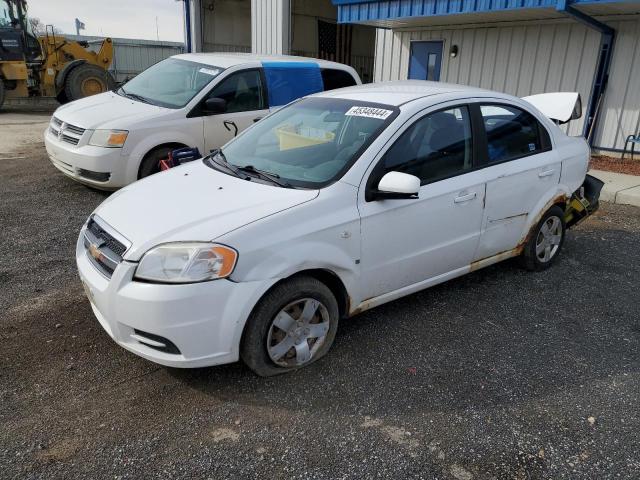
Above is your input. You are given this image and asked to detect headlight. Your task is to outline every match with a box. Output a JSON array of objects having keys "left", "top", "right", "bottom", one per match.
[
  {"left": 88, "top": 129, "right": 128, "bottom": 148},
  {"left": 134, "top": 243, "right": 238, "bottom": 283}
]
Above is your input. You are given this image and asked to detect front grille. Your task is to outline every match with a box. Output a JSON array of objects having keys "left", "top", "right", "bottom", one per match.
[
  {"left": 50, "top": 116, "right": 86, "bottom": 146},
  {"left": 61, "top": 134, "right": 79, "bottom": 145},
  {"left": 83, "top": 217, "right": 129, "bottom": 278},
  {"left": 78, "top": 169, "right": 110, "bottom": 183}
]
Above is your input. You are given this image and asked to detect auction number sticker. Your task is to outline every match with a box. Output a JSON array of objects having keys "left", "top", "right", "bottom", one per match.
[{"left": 345, "top": 106, "right": 393, "bottom": 120}]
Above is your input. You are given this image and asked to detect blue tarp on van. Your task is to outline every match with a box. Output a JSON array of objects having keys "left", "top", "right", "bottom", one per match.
[{"left": 262, "top": 62, "right": 323, "bottom": 107}]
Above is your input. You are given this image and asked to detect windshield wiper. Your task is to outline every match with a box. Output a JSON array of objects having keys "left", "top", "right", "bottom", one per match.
[
  {"left": 118, "top": 87, "right": 152, "bottom": 105},
  {"left": 206, "top": 149, "right": 249, "bottom": 180},
  {"left": 236, "top": 165, "right": 292, "bottom": 188}
]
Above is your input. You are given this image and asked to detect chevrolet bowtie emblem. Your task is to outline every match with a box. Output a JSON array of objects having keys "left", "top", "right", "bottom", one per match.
[{"left": 88, "top": 242, "right": 104, "bottom": 262}]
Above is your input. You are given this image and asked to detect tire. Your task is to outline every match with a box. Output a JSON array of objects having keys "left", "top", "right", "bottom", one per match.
[
  {"left": 520, "top": 205, "right": 566, "bottom": 271},
  {"left": 241, "top": 276, "right": 340, "bottom": 377},
  {"left": 64, "top": 64, "right": 116, "bottom": 102},
  {"left": 0, "top": 80, "right": 5, "bottom": 111},
  {"left": 138, "top": 147, "right": 173, "bottom": 179},
  {"left": 56, "top": 90, "right": 69, "bottom": 104}
]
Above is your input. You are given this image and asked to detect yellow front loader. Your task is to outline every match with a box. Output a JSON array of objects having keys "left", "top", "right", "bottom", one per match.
[{"left": 0, "top": 0, "right": 115, "bottom": 109}]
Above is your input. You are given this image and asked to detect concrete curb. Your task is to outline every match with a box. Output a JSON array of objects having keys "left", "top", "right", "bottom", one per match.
[{"left": 589, "top": 169, "right": 640, "bottom": 207}]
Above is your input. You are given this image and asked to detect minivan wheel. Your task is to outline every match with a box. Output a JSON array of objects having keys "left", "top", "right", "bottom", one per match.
[
  {"left": 241, "top": 276, "right": 339, "bottom": 377},
  {"left": 138, "top": 147, "right": 172, "bottom": 179},
  {"left": 521, "top": 205, "right": 566, "bottom": 271}
]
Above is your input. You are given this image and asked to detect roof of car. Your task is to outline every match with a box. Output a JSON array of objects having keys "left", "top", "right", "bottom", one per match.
[
  {"left": 171, "top": 52, "right": 356, "bottom": 71},
  {"left": 314, "top": 80, "right": 501, "bottom": 107}
]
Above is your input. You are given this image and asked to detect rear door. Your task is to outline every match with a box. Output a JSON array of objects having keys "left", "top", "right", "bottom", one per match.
[
  {"left": 200, "top": 69, "right": 269, "bottom": 152},
  {"left": 473, "top": 103, "right": 560, "bottom": 260}
]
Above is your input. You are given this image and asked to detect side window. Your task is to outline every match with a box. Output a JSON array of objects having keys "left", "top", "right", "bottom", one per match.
[
  {"left": 381, "top": 106, "right": 473, "bottom": 185},
  {"left": 480, "top": 104, "right": 550, "bottom": 163},
  {"left": 207, "top": 70, "right": 265, "bottom": 113},
  {"left": 321, "top": 69, "right": 357, "bottom": 91}
]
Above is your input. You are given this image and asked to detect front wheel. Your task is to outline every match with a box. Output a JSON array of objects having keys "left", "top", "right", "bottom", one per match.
[
  {"left": 521, "top": 205, "right": 566, "bottom": 271},
  {"left": 241, "top": 276, "right": 339, "bottom": 377}
]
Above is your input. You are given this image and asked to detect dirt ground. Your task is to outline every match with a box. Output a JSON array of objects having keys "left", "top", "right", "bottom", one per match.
[
  {"left": 590, "top": 154, "right": 640, "bottom": 176},
  {"left": 1, "top": 112, "right": 640, "bottom": 479}
]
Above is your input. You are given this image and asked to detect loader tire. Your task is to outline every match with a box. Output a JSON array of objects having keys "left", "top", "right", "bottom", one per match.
[
  {"left": 0, "top": 80, "right": 5, "bottom": 111},
  {"left": 64, "top": 64, "right": 115, "bottom": 102}
]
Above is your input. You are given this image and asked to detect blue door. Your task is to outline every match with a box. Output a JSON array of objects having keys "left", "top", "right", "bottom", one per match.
[{"left": 408, "top": 41, "right": 443, "bottom": 81}]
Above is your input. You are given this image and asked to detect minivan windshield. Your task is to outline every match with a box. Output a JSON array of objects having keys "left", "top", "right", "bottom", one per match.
[
  {"left": 207, "top": 97, "right": 398, "bottom": 188},
  {"left": 117, "top": 58, "right": 223, "bottom": 108}
]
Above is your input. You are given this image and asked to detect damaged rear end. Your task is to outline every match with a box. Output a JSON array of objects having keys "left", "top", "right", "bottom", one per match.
[{"left": 564, "top": 174, "right": 604, "bottom": 228}]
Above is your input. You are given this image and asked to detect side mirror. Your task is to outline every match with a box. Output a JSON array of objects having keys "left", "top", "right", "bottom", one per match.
[
  {"left": 204, "top": 97, "right": 227, "bottom": 114},
  {"left": 375, "top": 171, "right": 420, "bottom": 200}
]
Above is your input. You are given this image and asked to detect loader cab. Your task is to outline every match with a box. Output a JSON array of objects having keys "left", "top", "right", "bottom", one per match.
[{"left": 0, "top": 0, "right": 41, "bottom": 62}]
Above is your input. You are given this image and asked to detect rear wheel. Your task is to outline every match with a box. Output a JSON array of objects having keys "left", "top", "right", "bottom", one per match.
[
  {"left": 241, "top": 276, "right": 339, "bottom": 376},
  {"left": 64, "top": 64, "right": 115, "bottom": 102},
  {"left": 521, "top": 205, "right": 566, "bottom": 271}
]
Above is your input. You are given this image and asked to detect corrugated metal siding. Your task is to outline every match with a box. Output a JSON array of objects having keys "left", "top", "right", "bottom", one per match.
[
  {"left": 337, "top": 0, "right": 557, "bottom": 23},
  {"left": 67, "top": 35, "right": 184, "bottom": 83},
  {"left": 252, "top": 0, "right": 291, "bottom": 54},
  {"left": 591, "top": 16, "right": 640, "bottom": 151},
  {"left": 373, "top": 20, "right": 601, "bottom": 136}
]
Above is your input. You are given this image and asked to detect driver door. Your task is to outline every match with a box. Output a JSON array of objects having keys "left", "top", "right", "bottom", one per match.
[
  {"left": 202, "top": 69, "right": 270, "bottom": 152},
  {"left": 358, "top": 105, "right": 486, "bottom": 299}
]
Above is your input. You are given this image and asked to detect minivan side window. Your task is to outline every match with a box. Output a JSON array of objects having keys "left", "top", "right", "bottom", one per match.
[
  {"left": 480, "top": 104, "right": 551, "bottom": 163},
  {"left": 207, "top": 70, "right": 266, "bottom": 113},
  {"left": 380, "top": 106, "right": 473, "bottom": 185},
  {"left": 321, "top": 69, "right": 357, "bottom": 91}
]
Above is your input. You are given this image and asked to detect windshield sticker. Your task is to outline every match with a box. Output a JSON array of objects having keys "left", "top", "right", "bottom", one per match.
[
  {"left": 345, "top": 106, "right": 393, "bottom": 120},
  {"left": 199, "top": 67, "right": 220, "bottom": 76},
  {"left": 528, "top": 143, "right": 536, "bottom": 152}
]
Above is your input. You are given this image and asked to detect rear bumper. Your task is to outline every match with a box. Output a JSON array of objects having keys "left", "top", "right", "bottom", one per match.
[
  {"left": 565, "top": 174, "right": 604, "bottom": 228},
  {"left": 45, "top": 129, "right": 130, "bottom": 189}
]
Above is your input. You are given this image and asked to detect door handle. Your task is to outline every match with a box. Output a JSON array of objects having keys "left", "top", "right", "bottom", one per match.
[
  {"left": 538, "top": 169, "right": 556, "bottom": 178},
  {"left": 454, "top": 192, "right": 477, "bottom": 203}
]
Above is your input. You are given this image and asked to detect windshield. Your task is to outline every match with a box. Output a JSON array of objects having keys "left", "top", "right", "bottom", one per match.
[
  {"left": 118, "top": 58, "right": 223, "bottom": 108},
  {"left": 210, "top": 97, "right": 398, "bottom": 188}
]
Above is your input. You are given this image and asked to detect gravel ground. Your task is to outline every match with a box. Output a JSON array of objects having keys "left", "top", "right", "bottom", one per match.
[{"left": 1, "top": 114, "right": 639, "bottom": 479}]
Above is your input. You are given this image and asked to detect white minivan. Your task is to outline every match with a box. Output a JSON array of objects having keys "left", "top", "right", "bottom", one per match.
[
  {"left": 44, "top": 53, "right": 360, "bottom": 189},
  {"left": 76, "top": 81, "right": 601, "bottom": 376}
]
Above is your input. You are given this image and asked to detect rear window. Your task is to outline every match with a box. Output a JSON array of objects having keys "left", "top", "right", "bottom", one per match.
[{"left": 321, "top": 69, "right": 357, "bottom": 91}]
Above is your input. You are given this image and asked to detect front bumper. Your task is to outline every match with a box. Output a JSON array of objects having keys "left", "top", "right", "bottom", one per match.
[
  {"left": 45, "top": 129, "right": 129, "bottom": 189},
  {"left": 76, "top": 230, "right": 273, "bottom": 368}
]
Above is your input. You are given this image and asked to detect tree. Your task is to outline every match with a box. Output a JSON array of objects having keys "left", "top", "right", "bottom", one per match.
[{"left": 28, "top": 17, "right": 61, "bottom": 36}]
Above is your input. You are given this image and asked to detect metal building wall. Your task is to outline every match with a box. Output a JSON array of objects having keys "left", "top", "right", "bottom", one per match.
[
  {"left": 67, "top": 35, "right": 184, "bottom": 83},
  {"left": 591, "top": 16, "right": 640, "bottom": 152},
  {"left": 251, "top": 0, "right": 291, "bottom": 54},
  {"left": 373, "top": 19, "right": 602, "bottom": 137}
]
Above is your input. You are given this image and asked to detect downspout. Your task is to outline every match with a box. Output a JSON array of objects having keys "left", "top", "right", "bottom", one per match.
[
  {"left": 184, "top": 0, "right": 192, "bottom": 53},
  {"left": 556, "top": 0, "right": 615, "bottom": 144}
]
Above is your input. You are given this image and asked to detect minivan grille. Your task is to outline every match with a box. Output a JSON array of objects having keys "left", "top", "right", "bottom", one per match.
[{"left": 50, "top": 116, "right": 86, "bottom": 146}]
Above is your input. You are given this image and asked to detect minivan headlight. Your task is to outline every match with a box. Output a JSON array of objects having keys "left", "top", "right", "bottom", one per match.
[
  {"left": 88, "top": 129, "right": 128, "bottom": 148},
  {"left": 134, "top": 243, "right": 238, "bottom": 283}
]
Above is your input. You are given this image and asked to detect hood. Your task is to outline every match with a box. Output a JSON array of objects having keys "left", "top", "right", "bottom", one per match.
[
  {"left": 54, "top": 91, "right": 169, "bottom": 130},
  {"left": 93, "top": 161, "right": 319, "bottom": 261}
]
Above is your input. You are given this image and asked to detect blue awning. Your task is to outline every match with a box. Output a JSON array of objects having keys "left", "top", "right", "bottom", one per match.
[{"left": 332, "top": 0, "right": 640, "bottom": 26}]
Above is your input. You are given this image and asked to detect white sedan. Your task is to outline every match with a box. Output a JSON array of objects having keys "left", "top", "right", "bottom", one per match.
[{"left": 76, "top": 81, "right": 601, "bottom": 376}]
